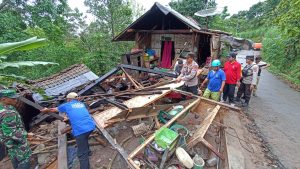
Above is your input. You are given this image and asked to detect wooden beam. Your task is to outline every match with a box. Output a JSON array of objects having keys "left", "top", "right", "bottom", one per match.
[
  {"left": 128, "top": 29, "right": 194, "bottom": 34},
  {"left": 107, "top": 102, "right": 184, "bottom": 124},
  {"left": 200, "top": 97, "right": 241, "bottom": 112},
  {"left": 128, "top": 98, "right": 201, "bottom": 169},
  {"left": 57, "top": 113, "right": 68, "bottom": 169},
  {"left": 78, "top": 67, "right": 120, "bottom": 95},
  {"left": 93, "top": 82, "right": 184, "bottom": 128},
  {"left": 93, "top": 119, "right": 134, "bottom": 169},
  {"left": 187, "top": 105, "right": 220, "bottom": 148},
  {"left": 200, "top": 138, "right": 225, "bottom": 160},
  {"left": 120, "top": 67, "right": 142, "bottom": 89},
  {"left": 154, "top": 116, "right": 161, "bottom": 129}
]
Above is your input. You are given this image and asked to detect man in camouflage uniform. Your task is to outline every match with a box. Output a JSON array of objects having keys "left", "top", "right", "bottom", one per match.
[{"left": 0, "top": 90, "right": 31, "bottom": 169}]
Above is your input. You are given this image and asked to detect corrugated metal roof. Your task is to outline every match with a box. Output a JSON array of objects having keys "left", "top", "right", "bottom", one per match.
[
  {"left": 154, "top": 2, "right": 201, "bottom": 30},
  {"left": 113, "top": 2, "right": 230, "bottom": 41},
  {"left": 31, "top": 64, "right": 99, "bottom": 96},
  {"left": 113, "top": 2, "right": 202, "bottom": 41},
  {"left": 155, "top": 2, "right": 201, "bottom": 31}
]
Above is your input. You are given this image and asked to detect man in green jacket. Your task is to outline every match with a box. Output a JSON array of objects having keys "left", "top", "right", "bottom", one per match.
[{"left": 0, "top": 90, "right": 31, "bottom": 169}]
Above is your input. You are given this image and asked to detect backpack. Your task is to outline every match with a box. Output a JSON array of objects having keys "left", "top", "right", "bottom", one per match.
[{"left": 242, "top": 64, "right": 254, "bottom": 77}]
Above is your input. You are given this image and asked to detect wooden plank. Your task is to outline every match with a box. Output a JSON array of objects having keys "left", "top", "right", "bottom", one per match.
[
  {"left": 45, "top": 159, "right": 57, "bottom": 169},
  {"left": 154, "top": 116, "right": 161, "bottom": 129},
  {"left": 106, "top": 112, "right": 158, "bottom": 124},
  {"left": 223, "top": 111, "right": 246, "bottom": 169},
  {"left": 130, "top": 29, "right": 194, "bottom": 34},
  {"left": 200, "top": 96, "right": 241, "bottom": 111},
  {"left": 200, "top": 138, "right": 225, "bottom": 160},
  {"left": 93, "top": 82, "right": 184, "bottom": 128},
  {"left": 187, "top": 105, "right": 220, "bottom": 148},
  {"left": 128, "top": 98, "right": 201, "bottom": 169},
  {"left": 93, "top": 119, "right": 134, "bottom": 169},
  {"left": 57, "top": 113, "right": 68, "bottom": 169},
  {"left": 107, "top": 102, "right": 187, "bottom": 123},
  {"left": 121, "top": 67, "right": 141, "bottom": 89}
]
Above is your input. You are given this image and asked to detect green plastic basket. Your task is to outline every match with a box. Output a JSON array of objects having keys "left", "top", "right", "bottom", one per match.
[{"left": 155, "top": 127, "right": 179, "bottom": 149}]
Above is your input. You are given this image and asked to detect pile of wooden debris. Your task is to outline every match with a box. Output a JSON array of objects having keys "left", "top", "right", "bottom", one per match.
[{"left": 0, "top": 63, "right": 269, "bottom": 169}]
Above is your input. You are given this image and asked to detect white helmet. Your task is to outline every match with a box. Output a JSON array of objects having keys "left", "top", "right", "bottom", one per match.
[{"left": 66, "top": 92, "right": 78, "bottom": 99}]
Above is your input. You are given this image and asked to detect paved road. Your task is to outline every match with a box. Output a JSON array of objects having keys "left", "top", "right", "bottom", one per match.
[{"left": 249, "top": 70, "right": 300, "bottom": 169}]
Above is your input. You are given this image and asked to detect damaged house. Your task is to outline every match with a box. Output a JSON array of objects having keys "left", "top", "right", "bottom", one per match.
[
  {"left": 0, "top": 3, "right": 271, "bottom": 169},
  {"left": 114, "top": 2, "right": 230, "bottom": 69}
]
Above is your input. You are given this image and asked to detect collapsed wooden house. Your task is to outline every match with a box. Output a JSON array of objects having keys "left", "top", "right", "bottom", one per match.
[
  {"left": 0, "top": 4, "right": 264, "bottom": 168},
  {"left": 114, "top": 2, "right": 230, "bottom": 69}
]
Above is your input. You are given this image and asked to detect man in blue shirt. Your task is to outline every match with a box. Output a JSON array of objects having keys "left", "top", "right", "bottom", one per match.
[
  {"left": 200, "top": 60, "right": 226, "bottom": 101},
  {"left": 41, "top": 92, "right": 95, "bottom": 169}
]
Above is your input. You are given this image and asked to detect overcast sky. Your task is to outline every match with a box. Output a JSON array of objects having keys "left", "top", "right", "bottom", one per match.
[{"left": 69, "top": 0, "right": 263, "bottom": 23}]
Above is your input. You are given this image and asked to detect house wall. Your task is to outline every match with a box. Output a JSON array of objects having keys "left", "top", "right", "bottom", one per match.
[
  {"left": 211, "top": 34, "right": 221, "bottom": 59},
  {"left": 150, "top": 33, "right": 194, "bottom": 59},
  {"left": 134, "top": 32, "right": 222, "bottom": 66}
]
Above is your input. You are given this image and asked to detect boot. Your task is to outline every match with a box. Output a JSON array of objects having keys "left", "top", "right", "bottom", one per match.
[
  {"left": 234, "top": 97, "right": 241, "bottom": 103},
  {"left": 242, "top": 101, "right": 249, "bottom": 107}
]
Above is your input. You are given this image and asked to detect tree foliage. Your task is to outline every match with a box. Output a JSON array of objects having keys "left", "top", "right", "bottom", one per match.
[
  {"left": 84, "top": 0, "right": 133, "bottom": 38},
  {"left": 169, "top": 0, "right": 216, "bottom": 28}
]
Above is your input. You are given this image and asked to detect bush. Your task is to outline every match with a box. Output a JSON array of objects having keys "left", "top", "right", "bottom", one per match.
[{"left": 262, "top": 27, "right": 300, "bottom": 85}]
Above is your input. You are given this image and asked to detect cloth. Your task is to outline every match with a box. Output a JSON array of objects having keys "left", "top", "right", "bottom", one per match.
[
  {"left": 181, "top": 85, "right": 198, "bottom": 95},
  {"left": 75, "top": 131, "right": 92, "bottom": 169},
  {"left": 223, "top": 84, "right": 236, "bottom": 103},
  {"left": 11, "top": 158, "right": 30, "bottom": 169},
  {"left": 58, "top": 100, "right": 95, "bottom": 136},
  {"left": 207, "top": 69, "right": 226, "bottom": 92},
  {"left": 253, "top": 76, "right": 260, "bottom": 95},
  {"left": 161, "top": 41, "right": 172, "bottom": 68},
  {"left": 237, "top": 82, "right": 252, "bottom": 104},
  {"left": 203, "top": 89, "right": 220, "bottom": 101},
  {"left": 179, "top": 61, "right": 199, "bottom": 87},
  {"left": 242, "top": 63, "right": 259, "bottom": 85},
  {"left": 0, "top": 104, "right": 31, "bottom": 165},
  {"left": 223, "top": 61, "right": 241, "bottom": 84}
]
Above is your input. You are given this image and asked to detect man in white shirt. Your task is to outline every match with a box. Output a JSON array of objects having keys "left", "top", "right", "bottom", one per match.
[
  {"left": 176, "top": 53, "right": 199, "bottom": 95},
  {"left": 253, "top": 56, "right": 270, "bottom": 96}
]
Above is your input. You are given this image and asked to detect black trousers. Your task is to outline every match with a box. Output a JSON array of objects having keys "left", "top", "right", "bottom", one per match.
[
  {"left": 237, "top": 82, "right": 252, "bottom": 104},
  {"left": 75, "top": 131, "right": 93, "bottom": 169},
  {"left": 223, "top": 84, "right": 236, "bottom": 103},
  {"left": 182, "top": 85, "right": 198, "bottom": 95},
  {"left": 11, "top": 158, "right": 30, "bottom": 169}
]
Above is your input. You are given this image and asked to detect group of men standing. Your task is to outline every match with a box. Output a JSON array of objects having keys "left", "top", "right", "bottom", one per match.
[{"left": 177, "top": 51, "right": 266, "bottom": 107}]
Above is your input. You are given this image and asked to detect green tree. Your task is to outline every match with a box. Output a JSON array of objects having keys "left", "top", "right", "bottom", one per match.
[
  {"left": 26, "top": 0, "right": 71, "bottom": 43},
  {"left": 169, "top": 0, "right": 216, "bottom": 28},
  {"left": 84, "top": 0, "right": 133, "bottom": 38}
]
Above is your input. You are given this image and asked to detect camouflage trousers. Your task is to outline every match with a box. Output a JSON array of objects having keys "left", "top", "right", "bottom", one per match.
[{"left": 7, "top": 141, "right": 31, "bottom": 168}]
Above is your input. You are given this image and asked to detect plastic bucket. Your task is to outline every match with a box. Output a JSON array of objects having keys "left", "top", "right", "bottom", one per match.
[{"left": 193, "top": 155, "right": 205, "bottom": 169}]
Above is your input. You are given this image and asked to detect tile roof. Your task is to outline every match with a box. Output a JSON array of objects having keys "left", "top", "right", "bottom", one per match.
[{"left": 31, "top": 64, "right": 99, "bottom": 96}]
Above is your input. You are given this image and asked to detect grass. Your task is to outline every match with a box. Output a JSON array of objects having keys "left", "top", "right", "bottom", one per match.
[{"left": 267, "top": 66, "right": 300, "bottom": 91}]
